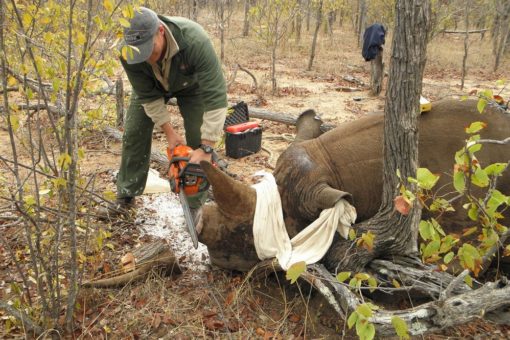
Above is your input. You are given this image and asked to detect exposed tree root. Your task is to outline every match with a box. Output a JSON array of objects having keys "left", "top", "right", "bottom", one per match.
[{"left": 249, "top": 258, "right": 510, "bottom": 336}]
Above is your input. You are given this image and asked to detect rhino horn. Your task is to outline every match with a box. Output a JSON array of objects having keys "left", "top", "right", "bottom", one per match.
[
  {"left": 200, "top": 161, "right": 256, "bottom": 220},
  {"left": 294, "top": 109, "right": 323, "bottom": 143}
]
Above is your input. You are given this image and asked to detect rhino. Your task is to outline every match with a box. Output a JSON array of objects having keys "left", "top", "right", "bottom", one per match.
[{"left": 197, "top": 99, "right": 510, "bottom": 272}]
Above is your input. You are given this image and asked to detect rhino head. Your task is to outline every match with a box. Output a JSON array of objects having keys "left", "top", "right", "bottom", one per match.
[
  {"left": 196, "top": 109, "right": 349, "bottom": 271},
  {"left": 197, "top": 161, "right": 260, "bottom": 271}
]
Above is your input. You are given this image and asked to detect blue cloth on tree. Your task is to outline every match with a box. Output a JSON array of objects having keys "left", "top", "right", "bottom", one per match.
[{"left": 362, "top": 24, "right": 386, "bottom": 61}]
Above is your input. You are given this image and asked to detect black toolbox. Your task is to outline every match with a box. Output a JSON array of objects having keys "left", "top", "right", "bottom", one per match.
[
  {"left": 225, "top": 121, "right": 262, "bottom": 159},
  {"left": 224, "top": 102, "right": 262, "bottom": 159}
]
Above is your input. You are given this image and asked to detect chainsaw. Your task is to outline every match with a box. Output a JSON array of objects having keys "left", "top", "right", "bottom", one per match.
[{"left": 166, "top": 145, "right": 210, "bottom": 249}]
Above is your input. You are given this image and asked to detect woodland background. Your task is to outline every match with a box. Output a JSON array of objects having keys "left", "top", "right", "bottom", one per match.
[{"left": 0, "top": 0, "right": 510, "bottom": 338}]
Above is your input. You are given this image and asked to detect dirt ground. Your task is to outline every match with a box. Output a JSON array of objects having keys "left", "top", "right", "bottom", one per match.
[{"left": 1, "top": 12, "right": 510, "bottom": 339}]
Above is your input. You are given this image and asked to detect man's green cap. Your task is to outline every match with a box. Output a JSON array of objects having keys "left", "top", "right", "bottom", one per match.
[{"left": 121, "top": 7, "right": 159, "bottom": 64}]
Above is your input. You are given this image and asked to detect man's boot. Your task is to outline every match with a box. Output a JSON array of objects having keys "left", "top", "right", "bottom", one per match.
[{"left": 96, "top": 197, "right": 136, "bottom": 221}]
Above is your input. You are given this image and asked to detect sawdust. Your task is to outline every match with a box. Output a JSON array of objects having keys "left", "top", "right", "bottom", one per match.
[{"left": 135, "top": 193, "right": 211, "bottom": 272}]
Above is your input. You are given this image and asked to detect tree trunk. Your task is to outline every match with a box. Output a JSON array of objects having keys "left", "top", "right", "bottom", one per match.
[
  {"left": 306, "top": 0, "right": 311, "bottom": 32},
  {"left": 307, "top": 0, "right": 323, "bottom": 71},
  {"left": 370, "top": 48, "right": 384, "bottom": 96},
  {"left": 243, "top": 0, "right": 250, "bottom": 37},
  {"left": 271, "top": 43, "right": 277, "bottom": 94},
  {"left": 325, "top": 0, "right": 431, "bottom": 272},
  {"left": 492, "top": 1, "right": 510, "bottom": 71},
  {"left": 460, "top": 0, "right": 471, "bottom": 90},
  {"left": 219, "top": 0, "right": 225, "bottom": 62},
  {"left": 357, "top": 0, "right": 367, "bottom": 46},
  {"left": 295, "top": 0, "right": 303, "bottom": 43}
]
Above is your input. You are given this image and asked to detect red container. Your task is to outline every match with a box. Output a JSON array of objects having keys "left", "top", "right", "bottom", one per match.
[{"left": 226, "top": 121, "right": 260, "bottom": 133}]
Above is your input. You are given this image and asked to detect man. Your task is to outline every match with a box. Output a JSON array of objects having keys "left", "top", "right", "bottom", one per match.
[{"left": 101, "top": 7, "right": 227, "bottom": 218}]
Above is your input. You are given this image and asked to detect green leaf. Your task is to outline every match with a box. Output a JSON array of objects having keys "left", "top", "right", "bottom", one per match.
[
  {"left": 356, "top": 303, "right": 373, "bottom": 318},
  {"left": 391, "top": 316, "right": 410, "bottom": 339},
  {"left": 465, "top": 121, "right": 487, "bottom": 134},
  {"left": 487, "top": 190, "right": 509, "bottom": 214},
  {"left": 354, "top": 273, "right": 370, "bottom": 281},
  {"left": 103, "top": 190, "right": 116, "bottom": 201},
  {"left": 119, "top": 18, "right": 131, "bottom": 28},
  {"left": 455, "top": 148, "right": 470, "bottom": 166},
  {"left": 356, "top": 318, "right": 369, "bottom": 337},
  {"left": 103, "top": 0, "right": 113, "bottom": 12},
  {"left": 347, "top": 311, "right": 358, "bottom": 329},
  {"left": 495, "top": 79, "right": 505, "bottom": 86},
  {"left": 57, "top": 153, "right": 72, "bottom": 170},
  {"left": 444, "top": 251, "right": 455, "bottom": 264},
  {"left": 419, "top": 220, "right": 433, "bottom": 241},
  {"left": 467, "top": 204, "right": 478, "bottom": 221},
  {"left": 416, "top": 168, "right": 440, "bottom": 190},
  {"left": 477, "top": 98, "right": 487, "bottom": 113},
  {"left": 364, "top": 323, "right": 376, "bottom": 340},
  {"left": 367, "top": 277, "right": 377, "bottom": 293},
  {"left": 464, "top": 274, "right": 473, "bottom": 287},
  {"left": 285, "top": 261, "right": 306, "bottom": 284},
  {"left": 422, "top": 240, "right": 440, "bottom": 259},
  {"left": 24, "top": 195, "right": 36, "bottom": 206},
  {"left": 336, "top": 271, "right": 351, "bottom": 283},
  {"left": 471, "top": 167, "right": 489, "bottom": 188},
  {"left": 9, "top": 115, "right": 19, "bottom": 132},
  {"left": 349, "top": 228, "right": 356, "bottom": 240},
  {"left": 467, "top": 141, "right": 482, "bottom": 153},
  {"left": 453, "top": 171, "right": 465, "bottom": 193},
  {"left": 484, "top": 163, "right": 508, "bottom": 176},
  {"left": 349, "top": 277, "right": 358, "bottom": 288}
]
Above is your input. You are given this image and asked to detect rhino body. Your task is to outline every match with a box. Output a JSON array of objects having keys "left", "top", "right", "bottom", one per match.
[{"left": 198, "top": 99, "right": 510, "bottom": 272}]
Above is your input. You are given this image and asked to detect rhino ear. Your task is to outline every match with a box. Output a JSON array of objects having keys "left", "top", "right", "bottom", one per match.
[
  {"left": 200, "top": 161, "right": 256, "bottom": 220},
  {"left": 295, "top": 109, "right": 323, "bottom": 143}
]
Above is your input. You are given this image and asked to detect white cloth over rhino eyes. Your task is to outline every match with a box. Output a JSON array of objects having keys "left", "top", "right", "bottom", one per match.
[{"left": 251, "top": 171, "right": 357, "bottom": 270}]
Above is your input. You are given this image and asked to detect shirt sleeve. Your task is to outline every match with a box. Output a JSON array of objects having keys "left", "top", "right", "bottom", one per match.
[
  {"left": 141, "top": 98, "right": 171, "bottom": 128},
  {"left": 201, "top": 107, "right": 227, "bottom": 142}
]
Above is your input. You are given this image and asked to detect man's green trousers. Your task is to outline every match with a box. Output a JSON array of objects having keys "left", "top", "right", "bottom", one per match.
[{"left": 116, "top": 91, "right": 208, "bottom": 209}]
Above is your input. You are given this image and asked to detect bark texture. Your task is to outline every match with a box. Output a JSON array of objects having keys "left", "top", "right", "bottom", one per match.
[{"left": 324, "top": 0, "right": 431, "bottom": 272}]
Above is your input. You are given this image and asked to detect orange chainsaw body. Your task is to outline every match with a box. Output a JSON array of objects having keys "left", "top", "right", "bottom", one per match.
[{"left": 166, "top": 145, "right": 208, "bottom": 196}]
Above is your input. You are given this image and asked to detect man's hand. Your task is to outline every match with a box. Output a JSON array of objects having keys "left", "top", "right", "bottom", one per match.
[
  {"left": 189, "top": 148, "right": 212, "bottom": 164},
  {"left": 190, "top": 140, "right": 214, "bottom": 164},
  {"left": 161, "top": 122, "right": 185, "bottom": 153}
]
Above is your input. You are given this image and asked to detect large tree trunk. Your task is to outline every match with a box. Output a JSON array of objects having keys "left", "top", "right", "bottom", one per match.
[
  {"left": 325, "top": 0, "right": 431, "bottom": 272},
  {"left": 242, "top": 0, "right": 251, "bottom": 37},
  {"left": 295, "top": 0, "right": 303, "bottom": 43},
  {"left": 492, "top": 0, "right": 510, "bottom": 71},
  {"left": 460, "top": 0, "right": 471, "bottom": 90},
  {"left": 307, "top": 0, "right": 323, "bottom": 71},
  {"left": 370, "top": 49, "right": 384, "bottom": 96},
  {"left": 357, "top": 0, "right": 367, "bottom": 46}
]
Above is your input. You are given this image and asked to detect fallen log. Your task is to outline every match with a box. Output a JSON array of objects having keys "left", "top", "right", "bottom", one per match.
[
  {"left": 0, "top": 103, "right": 60, "bottom": 115},
  {"left": 0, "top": 86, "right": 18, "bottom": 94},
  {"left": 443, "top": 29, "right": 488, "bottom": 34},
  {"left": 247, "top": 107, "right": 336, "bottom": 132},
  {"left": 82, "top": 239, "right": 181, "bottom": 288}
]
